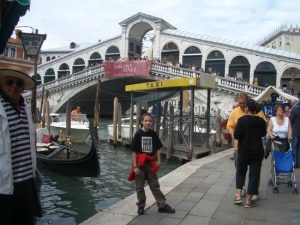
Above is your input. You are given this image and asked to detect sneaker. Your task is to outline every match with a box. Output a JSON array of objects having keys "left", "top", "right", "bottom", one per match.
[
  {"left": 244, "top": 202, "right": 256, "bottom": 208},
  {"left": 137, "top": 207, "right": 144, "bottom": 215},
  {"left": 158, "top": 204, "right": 175, "bottom": 213},
  {"left": 252, "top": 195, "right": 260, "bottom": 201},
  {"left": 233, "top": 198, "right": 243, "bottom": 205}
]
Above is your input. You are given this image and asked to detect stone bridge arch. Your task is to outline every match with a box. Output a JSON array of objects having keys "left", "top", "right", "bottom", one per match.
[{"left": 280, "top": 65, "right": 300, "bottom": 94}]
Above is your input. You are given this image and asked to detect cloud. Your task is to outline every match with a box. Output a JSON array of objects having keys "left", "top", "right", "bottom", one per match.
[{"left": 17, "top": 0, "right": 300, "bottom": 49}]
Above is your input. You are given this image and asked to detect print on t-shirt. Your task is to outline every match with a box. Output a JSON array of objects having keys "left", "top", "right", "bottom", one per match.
[{"left": 142, "top": 136, "right": 152, "bottom": 153}]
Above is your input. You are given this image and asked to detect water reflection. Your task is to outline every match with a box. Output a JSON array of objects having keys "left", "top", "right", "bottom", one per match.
[{"left": 36, "top": 119, "right": 182, "bottom": 225}]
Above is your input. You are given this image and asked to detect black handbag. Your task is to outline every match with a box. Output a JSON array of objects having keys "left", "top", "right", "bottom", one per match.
[{"left": 264, "top": 137, "right": 272, "bottom": 159}]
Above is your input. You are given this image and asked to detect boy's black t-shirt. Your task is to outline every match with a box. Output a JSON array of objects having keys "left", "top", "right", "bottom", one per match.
[{"left": 131, "top": 129, "right": 163, "bottom": 156}]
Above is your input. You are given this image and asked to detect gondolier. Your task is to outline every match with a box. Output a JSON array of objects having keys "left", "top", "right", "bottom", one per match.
[{"left": 0, "top": 65, "right": 41, "bottom": 225}]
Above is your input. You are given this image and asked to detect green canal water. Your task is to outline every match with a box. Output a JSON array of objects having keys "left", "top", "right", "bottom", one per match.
[{"left": 36, "top": 118, "right": 182, "bottom": 225}]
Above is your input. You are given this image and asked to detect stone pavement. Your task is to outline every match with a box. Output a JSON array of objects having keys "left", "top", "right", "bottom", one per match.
[{"left": 80, "top": 149, "right": 300, "bottom": 225}]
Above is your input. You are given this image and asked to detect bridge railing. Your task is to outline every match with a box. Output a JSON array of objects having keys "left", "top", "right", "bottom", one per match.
[
  {"left": 151, "top": 62, "right": 265, "bottom": 97},
  {"left": 23, "top": 65, "right": 104, "bottom": 98},
  {"left": 24, "top": 61, "right": 265, "bottom": 100}
]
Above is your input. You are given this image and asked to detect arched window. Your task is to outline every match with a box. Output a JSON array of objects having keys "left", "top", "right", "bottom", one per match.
[
  {"left": 254, "top": 61, "right": 276, "bottom": 87},
  {"left": 184, "top": 46, "right": 201, "bottom": 54},
  {"left": 182, "top": 46, "right": 202, "bottom": 69},
  {"left": 105, "top": 46, "right": 120, "bottom": 60},
  {"left": 229, "top": 56, "right": 250, "bottom": 81},
  {"left": 72, "top": 58, "right": 86, "bottom": 73},
  {"left": 161, "top": 42, "right": 179, "bottom": 65},
  {"left": 205, "top": 50, "right": 225, "bottom": 76},
  {"left": 44, "top": 68, "right": 55, "bottom": 83},
  {"left": 88, "top": 52, "right": 102, "bottom": 67},
  {"left": 58, "top": 63, "right": 70, "bottom": 78}
]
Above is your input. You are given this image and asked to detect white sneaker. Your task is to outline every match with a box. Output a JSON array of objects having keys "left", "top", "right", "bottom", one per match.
[{"left": 252, "top": 195, "right": 260, "bottom": 201}]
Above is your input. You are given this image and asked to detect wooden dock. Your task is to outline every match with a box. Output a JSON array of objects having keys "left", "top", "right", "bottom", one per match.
[{"left": 160, "top": 141, "right": 211, "bottom": 160}]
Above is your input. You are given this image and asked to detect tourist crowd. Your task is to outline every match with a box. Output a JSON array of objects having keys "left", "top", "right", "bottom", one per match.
[{"left": 227, "top": 91, "right": 300, "bottom": 208}]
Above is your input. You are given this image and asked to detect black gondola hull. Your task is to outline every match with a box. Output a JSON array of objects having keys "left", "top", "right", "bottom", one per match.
[{"left": 37, "top": 143, "right": 100, "bottom": 177}]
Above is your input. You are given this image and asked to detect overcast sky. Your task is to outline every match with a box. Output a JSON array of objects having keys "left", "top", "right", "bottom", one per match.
[{"left": 17, "top": 0, "right": 300, "bottom": 50}]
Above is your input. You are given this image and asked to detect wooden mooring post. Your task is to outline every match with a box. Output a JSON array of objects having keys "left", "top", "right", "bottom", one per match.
[{"left": 112, "top": 97, "right": 119, "bottom": 146}]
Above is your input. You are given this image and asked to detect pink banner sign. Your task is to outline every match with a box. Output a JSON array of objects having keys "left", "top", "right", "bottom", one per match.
[{"left": 104, "top": 60, "right": 152, "bottom": 77}]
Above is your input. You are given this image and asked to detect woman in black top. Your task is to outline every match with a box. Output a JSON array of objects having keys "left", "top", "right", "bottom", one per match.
[{"left": 234, "top": 99, "right": 267, "bottom": 207}]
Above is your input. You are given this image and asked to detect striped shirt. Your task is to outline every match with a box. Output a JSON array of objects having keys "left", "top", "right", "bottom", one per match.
[{"left": 0, "top": 93, "right": 33, "bottom": 183}]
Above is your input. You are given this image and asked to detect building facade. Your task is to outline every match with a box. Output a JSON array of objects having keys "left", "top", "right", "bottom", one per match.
[
  {"left": 0, "top": 29, "right": 34, "bottom": 72},
  {"left": 258, "top": 24, "right": 300, "bottom": 54}
]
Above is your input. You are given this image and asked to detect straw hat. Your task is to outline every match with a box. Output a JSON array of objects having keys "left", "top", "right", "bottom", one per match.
[{"left": 0, "top": 65, "right": 36, "bottom": 90}]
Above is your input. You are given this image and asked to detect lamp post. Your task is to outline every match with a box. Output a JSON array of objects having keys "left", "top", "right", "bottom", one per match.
[{"left": 18, "top": 29, "right": 46, "bottom": 123}]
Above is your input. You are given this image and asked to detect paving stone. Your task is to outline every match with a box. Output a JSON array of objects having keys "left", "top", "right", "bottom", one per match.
[
  {"left": 190, "top": 200, "right": 219, "bottom": 218},
  {"left": 179, "top": 215, "right": 210, "bottom": 225},
  {"left": 175, "top": 200, "right": 196, "bottom": 211},
  {"left": 212, "top": 210, "right": 242, "bottom": 225},
  {"left": 201, "top": 173, "right": 222, "bottom": 184},
  {"left": 201, "top": 193, "right": 224, "bottom": 202},
  {"left": 156, "top": 216, "right": 182, "bottom": 225},
  {"left": 184, "top": 192, "right": 204, "bottom": 202}
]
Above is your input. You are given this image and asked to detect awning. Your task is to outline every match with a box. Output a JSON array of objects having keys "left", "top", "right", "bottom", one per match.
[
  {"left": 133, "top": 90, "right": 179, "bottom": 107},
  {"left": 0, "top": 0, "right": 31, "bottom": 53},
  {"left": 253, "top": 86, "right": 297, "bottom": 103}
]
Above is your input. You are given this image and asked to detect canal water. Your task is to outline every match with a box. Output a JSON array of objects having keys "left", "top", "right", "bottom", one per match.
[{"left": 36, "top": 118, "right": 182, "bottom": 225}]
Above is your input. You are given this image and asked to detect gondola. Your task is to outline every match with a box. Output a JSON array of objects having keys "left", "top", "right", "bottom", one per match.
[{"left": 36, "top": 126, "right": 100, "bottom": 177}]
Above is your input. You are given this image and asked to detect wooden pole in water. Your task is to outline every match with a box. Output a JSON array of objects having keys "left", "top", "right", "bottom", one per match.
[
  {"left": 45, "top": 100, "right": 50, "bottom": 134},
  {"left": 189, "top": 87, "right": 195, "bottom": 160},
  {"left": 31, "top": 58, "right": 38, "bottom": 124},
  {"left": 117, "top": 102, "right": 122, "bottom": 139},
  {"left": 66, "top": 99, "right": 72, "bottom": 146},
  {"left": 162, "top": 101, "right": 168, "bottom": 137},
  {"left": 215, "top": 109, "right": 222, "bottom": 149},
  {"left": 136, "top": 102, "right": 142, "bottom": 131},
  {"left": 93, "top": 79, "right": 101, "bottom": 129},
  {"left": 129, "top": 92, "right": 134, "bottom": 144},
  {"left": 113, "top": 97, "right": 118, "bottom": 145},
  {"left": 206, "top": 88, "right": 211, "bottom": 149},
  {"left": 40, "top": 86, "right": 45, "bottom": 124},
  {"left": 167, "top": 103, "right": 174, "bottom": 160},
  {"left": 42, "top": 90, "right": 48, "bottom": 128},
  {"left": 155, "top": 103, "right": 161, "bottom": 135}
]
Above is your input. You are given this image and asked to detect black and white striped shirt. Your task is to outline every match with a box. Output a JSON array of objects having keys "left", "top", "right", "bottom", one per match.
[{"left": 0, "top": 93, "right": 33, "bottom": 183}]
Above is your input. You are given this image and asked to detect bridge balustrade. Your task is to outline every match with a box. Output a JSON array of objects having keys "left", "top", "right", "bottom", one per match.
[
  {"left": 151, "top": 62, "right": 265, "bottom": 97},
  {"left": 24, "top": 61, "right": 266, "bottom": 113}
]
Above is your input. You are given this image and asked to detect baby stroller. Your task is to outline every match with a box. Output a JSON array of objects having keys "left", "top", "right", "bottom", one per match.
[{"left": 268, "top": 136, "right": 298, "bottom": 194}]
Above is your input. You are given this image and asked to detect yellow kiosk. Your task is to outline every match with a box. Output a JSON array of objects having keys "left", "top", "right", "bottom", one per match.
[{"left": 125, "top": 75, "right": 216, "bottom": 159}]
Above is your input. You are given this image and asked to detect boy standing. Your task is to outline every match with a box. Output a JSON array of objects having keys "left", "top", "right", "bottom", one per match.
[{"left": 131, "top": 113, "right": 175, "bottom": 215}]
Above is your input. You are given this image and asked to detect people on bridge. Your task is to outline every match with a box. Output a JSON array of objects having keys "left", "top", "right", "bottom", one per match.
[
  {"left": 71, "top": 106, "right": 82, "bottom": 121},
  {"left": 130, "top": 113, "right": 175, "bottom": 215},
  {"left": 0, "top": 65, "right": 42, "bottom": 225},
  {"left": 233, "top": 99, "right": 267, "bottom": 208},
  {"left": 289, "top": 91, "right": 300, "bottom": 168}
]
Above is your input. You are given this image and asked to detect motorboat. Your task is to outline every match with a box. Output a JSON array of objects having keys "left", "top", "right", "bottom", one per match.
[
  {"left": 49, "top": 113, "right": 90, "bottom": 143},
  {"left": 107, "top": 116, "right": 216, "bottom": 145},
  {"left": 107, "top": 116, "right": 137, "bottom": 141}
]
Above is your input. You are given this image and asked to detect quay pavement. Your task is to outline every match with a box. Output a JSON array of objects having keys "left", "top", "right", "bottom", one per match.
[{"left": 80, "top": 149, "right": 300, "bottom": 225}]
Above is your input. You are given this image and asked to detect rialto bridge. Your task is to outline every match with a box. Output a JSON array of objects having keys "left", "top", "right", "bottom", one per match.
[{"left": 25, "top": 12, "right": 300, "bottom": 117}]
